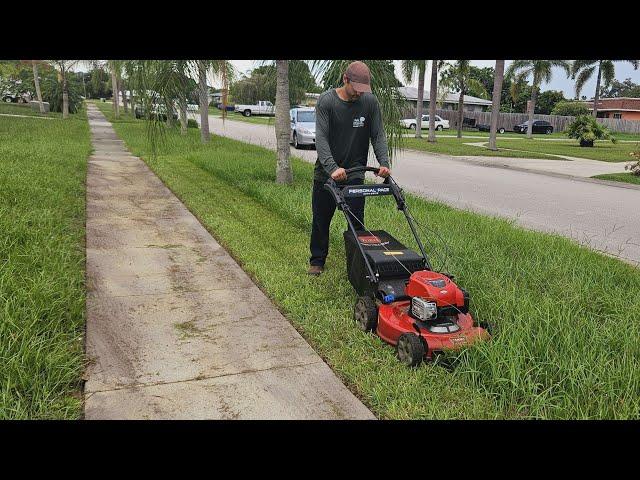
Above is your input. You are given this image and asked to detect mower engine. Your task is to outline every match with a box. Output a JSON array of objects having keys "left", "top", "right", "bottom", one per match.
[{"left": 406, "top": 270, "right": 469, "bottom": 324}]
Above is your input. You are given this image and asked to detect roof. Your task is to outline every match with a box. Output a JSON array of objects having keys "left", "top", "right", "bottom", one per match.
[
  {"left": 397, "top": 86, "right": 492, "bottom": 106},
  {"left": 583, "top": 97, "right": 640, "bottom": 112}
]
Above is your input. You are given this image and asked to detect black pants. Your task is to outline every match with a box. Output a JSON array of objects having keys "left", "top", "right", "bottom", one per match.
[{"left": 310, "top": 179, "right": 365, "bottom": 267}]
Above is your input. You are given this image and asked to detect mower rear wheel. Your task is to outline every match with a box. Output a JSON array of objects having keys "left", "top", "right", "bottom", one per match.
[
  {"left": 354, "top": 296, "right": 378, "bottom": 332},
  {"left": 397, "top": 333, "right": 426, "bottom": 367}
]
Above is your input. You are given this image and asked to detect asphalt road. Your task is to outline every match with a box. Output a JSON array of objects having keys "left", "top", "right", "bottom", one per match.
[{"left": 197, "top": 114, "right": 640, "bottom": 266}]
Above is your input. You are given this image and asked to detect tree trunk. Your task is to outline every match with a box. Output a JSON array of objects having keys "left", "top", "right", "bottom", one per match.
[
  {"left": 527, "top": 83, "right": 538, "bottom": 139},
  {"left": 121, "top": 77, "right": 128, "bottom": 114},
  {"left": 62, "top": 70, "right": 69, "bottom": 119},
  {"left": 198, "top": 60, "right": 210, "bottom": 143},
  {"left": 593, "top": 61, "right": 602, "bottom": 118},
  {"left": 165, "top": 100, "right": 174, "bottom": 127},
  {"left": 428, "top": 60, "right": 438, "bottom": 143},
  {"left": 275, "top": 60, "right": 293, "bottom": 185},
  {"left": 32, "top": 61, "right": 45, "bottom": 114},
  {"left": 488, "top": 60, "right": 505, "bottom": 151},
  {"left": 415, "top": 62, "right": 425, "bottom": 138},
  {"left": 457, "top": 85, "right": 464, "bottom": 139},
  {"left": 111, "top": 68, "right": 120, "bottom": 118},
  {"left": 179, "top": 98, "right": 187, "bottom": 135}
]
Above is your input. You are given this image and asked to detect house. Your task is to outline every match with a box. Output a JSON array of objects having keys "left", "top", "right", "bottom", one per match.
[
  {"left": 584, "top": 97, "right": 640, "bottom": 120},
  {"left": 397, "top": 86, "right": 492, "bottom": 112}
]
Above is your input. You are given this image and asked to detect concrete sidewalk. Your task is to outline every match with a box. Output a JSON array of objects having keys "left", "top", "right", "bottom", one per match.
[{"left": 83, "top": 104, "right": 374, "bottom": 419}]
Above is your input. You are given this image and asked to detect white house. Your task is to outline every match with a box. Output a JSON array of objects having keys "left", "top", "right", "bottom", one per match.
[{"left": 397, "top": 86, "right": 492, "bottom": 112}]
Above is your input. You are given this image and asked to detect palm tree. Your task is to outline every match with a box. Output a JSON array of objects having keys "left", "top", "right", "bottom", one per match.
[
  {"left": 31, "top": 60, "right": 45, "bottom": 114},
  {"left": 506, "top": 60, "right": 571, "bottom": 139},
  {"left": 198, "top": 60, "right": 210, "bottom": 143},
  {"left": 488, "top": 60, "right": 505, "bottom": 151},
  {"left": 427, "top": 60, "right": 447, "bottom": 143},
  {"left": 440, "top": 60, "right": 488, "bottom": 138},
  {"left": 275, "top": 60, "right": 293, "bottom": 184},
  {"left": 572, "top": 60, "right": 639, "bottom": 117},
  {"left": 107, "top": 60, "right": 121, "bottom": 118},
  {"left": 50, "top": 60, "right": 78, "bottom": 119},
  {"left": 401, "top": 60, "right": 426, "bottom": 138}
]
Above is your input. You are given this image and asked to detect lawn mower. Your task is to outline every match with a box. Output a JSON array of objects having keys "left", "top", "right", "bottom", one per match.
[{"left": 324, "top": 166, "right": 490, "bottom": 367}]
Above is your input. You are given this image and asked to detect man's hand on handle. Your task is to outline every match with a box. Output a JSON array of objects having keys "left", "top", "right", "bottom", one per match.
[
  {"left": 377, "top": 166, "right": 391, "bottom": 178},
  {"left": 331, "top": 168, "right": 347, "bottom": 182}
]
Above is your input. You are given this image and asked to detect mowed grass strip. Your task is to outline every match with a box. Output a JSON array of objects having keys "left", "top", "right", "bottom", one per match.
[
  {"left": 592, "top": 172, "right": 640, "bottom": 185},
  {"left": 0, "top": 108, "right": 90, "bottom": 418},
  {"left": 404, "top": 135, "right": 639, "bottom": 162},
  {"left": 99, "top": 102, "right": 640, "bottom": 419}
]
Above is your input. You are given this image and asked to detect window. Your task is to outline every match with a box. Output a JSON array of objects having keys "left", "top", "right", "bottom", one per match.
[{"left": 613, "top": 113, "right": 622, "bottom": 119}]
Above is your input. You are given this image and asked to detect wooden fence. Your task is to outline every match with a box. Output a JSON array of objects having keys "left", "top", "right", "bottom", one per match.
[{"left": 402, "top": 106, "right": 640, "bottom": 134}]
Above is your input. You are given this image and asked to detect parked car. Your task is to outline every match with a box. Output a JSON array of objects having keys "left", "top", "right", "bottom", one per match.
[
  {"left": 477, "top": 124, "right": 506, "bottom": 134},
  {"left": 2, "top": 92, "right": 31, "bottom": 104},
  {"left": 290, "top": 107, "right": 316, "bottom": 149},
  {"left": 401, "top": 114, "right": 449, "bottom": 131},
  {"left": 215, "top": 102, "right": 235, "bottom": 111},
  {"left": 234, "top": 100, "right": 275, "bottom": 117},
  {"left": 134, "top": 103, "right": 178, "bottom": 121},
  {"left": 514, "top": 120, "right": 553, "bottom": 134}
]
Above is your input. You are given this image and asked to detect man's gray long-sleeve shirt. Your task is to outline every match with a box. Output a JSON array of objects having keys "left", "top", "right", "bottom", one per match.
[{"left": 313, "top": 89, "right": 390, "bottom": 183}]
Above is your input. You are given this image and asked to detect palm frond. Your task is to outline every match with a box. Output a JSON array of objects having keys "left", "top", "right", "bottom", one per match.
[{"left": 575, "top": 66, "right": 596, "bottom": 98}]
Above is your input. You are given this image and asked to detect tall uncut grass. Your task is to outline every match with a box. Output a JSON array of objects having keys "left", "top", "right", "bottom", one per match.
[
  {"left": 99, "top": 102, "right": 640, "bottom": 419},
  {"left": 0, "top": 110, "right": 90, "bottom": 418}
]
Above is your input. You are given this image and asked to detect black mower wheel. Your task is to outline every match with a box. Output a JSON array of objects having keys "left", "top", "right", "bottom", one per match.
[
  {"left": 479, "top": 320, "right": 497, "bottom": 336},
  {"left": 354, "top": 296, "right": 378, "bottom": 332},
  {"left": 396, "top": 333, "right": 426, "bottom": 367}
]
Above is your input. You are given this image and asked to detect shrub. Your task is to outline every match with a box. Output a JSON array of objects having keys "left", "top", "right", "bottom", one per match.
[
  {"left": 551, "top": 100, "right": 590, "bottom": 117},
  {"left": 566, "top": 115, "right": 617, "bottom": 147},
  {"left": 40, "top": 72, "right": 83, "bottom": 113},
  {"left": 187, "top": 118, "right": 198, "bottom": 128},
  {"left": 626, "top": 147, "right": 640, "bottom": 176}
]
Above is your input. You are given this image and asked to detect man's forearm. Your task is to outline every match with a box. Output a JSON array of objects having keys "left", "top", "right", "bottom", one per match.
[{"left": 316, "top": 134, "right": 339, "bottom": 175}]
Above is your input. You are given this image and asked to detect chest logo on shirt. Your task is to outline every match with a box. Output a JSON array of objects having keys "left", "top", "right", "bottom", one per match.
[{"left": 352, "top": 116, "right": 366, "bottom": 128}]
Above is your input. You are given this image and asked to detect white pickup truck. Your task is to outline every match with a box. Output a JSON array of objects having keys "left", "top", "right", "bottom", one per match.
[{"left": 234, "top": 100, "right": 275, "bottom": 117}]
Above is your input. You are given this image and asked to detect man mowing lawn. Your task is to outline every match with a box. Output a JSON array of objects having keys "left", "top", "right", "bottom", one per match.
[{"left": 309, "top": 61, "right": 391, "bottom": 275}]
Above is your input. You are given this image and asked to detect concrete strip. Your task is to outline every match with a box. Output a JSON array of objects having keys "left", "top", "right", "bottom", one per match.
[{"left": 83, "top": 104, "right": 374, "bottom": 420}]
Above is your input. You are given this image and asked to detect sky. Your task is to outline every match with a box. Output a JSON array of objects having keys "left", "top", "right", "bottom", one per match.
[{"left": 226, "top": 60, "right": 640, "bottom": 99}]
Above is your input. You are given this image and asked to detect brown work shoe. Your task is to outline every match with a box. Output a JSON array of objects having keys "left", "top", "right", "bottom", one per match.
[{"left": 308, "top": 265, "right": 324, "bottom": 276}]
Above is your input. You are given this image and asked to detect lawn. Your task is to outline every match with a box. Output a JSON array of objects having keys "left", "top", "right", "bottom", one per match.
[
  {"left": 404, "top": 135, "right": 639, "bottom": 162},
  {"left": 403, "top": 136, "right": 557, "bottom": 159},
  {"left": 0, "top": 102, "right": 61, "bottom": 118},
  {"left": 0, "top": 107, "right": 91, "bottom": 418},
  {"left": 402, "top": 127, "right": 640, "bottom": 142},
  {"left": 97, "top": 101, "right": 640, "bottom": 419},
  {"left": 592, "top": 172, "right": 640, "bottom": 185}
]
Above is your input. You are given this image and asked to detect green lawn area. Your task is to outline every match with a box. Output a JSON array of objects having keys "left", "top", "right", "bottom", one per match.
[
  {"left": 592, "top": 172, "right": 640, "bottom": 185},
  {"left": 403, "top": 136, "right": 557, "bottom": 159},
  {"left": 403, "top": 127, "right": 640, "bottom": 142},
  {"left": 497, "top": 138, "right": 638, "bottom": 162},
  {"left": 0, "top": 107, "right": 90, "bottom": 418},
  {"left": 0, "top": 102, "right": 61, "bottom": 118},
  {"left": 97, "top": 101, "right": 640, "bottom": 419},
  {"left": 404, "top": 135, "right": 639, "bottom": 162}
]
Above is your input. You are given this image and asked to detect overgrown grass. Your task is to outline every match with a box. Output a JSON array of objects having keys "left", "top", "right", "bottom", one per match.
[
  {"left": 98, "top": 102, "right": 640, "bottom": 419},
  {"left": 592, "top": 172, "right": 640, "bottom": 185},
  {"left": 405, "top": 129, "right": 640, "bottom": 142},
  {"left": 0, "top": 110, "right": 90, "bottom": 418}
]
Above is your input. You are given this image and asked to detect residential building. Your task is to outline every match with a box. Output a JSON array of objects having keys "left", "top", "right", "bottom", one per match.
[
  {"left": 397, "top": 86, "right": 492, "bottom": 113},
  {"left": 584, "top": 97, "right": 640, "bottom": 120}
]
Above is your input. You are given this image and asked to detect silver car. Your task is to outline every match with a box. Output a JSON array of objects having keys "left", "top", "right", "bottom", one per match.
[{"left": 289, "top": 107, "right": 316, "bottom": 149}]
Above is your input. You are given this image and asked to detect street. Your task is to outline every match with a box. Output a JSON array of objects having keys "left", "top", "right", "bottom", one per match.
[{"left": 197, "top": 114, "right": 640, "bottom": 266}]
